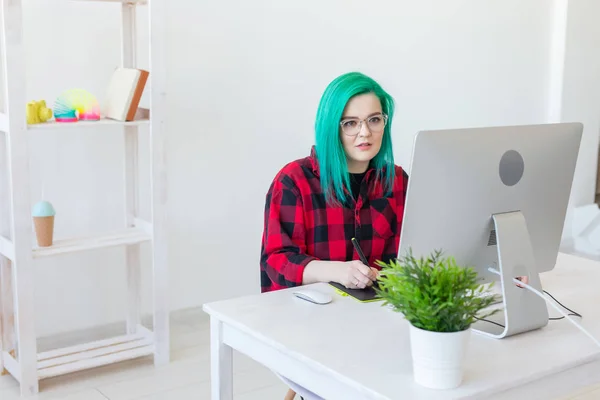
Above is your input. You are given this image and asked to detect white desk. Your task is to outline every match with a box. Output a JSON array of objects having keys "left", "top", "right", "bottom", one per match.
[{"left": 202, "top": 253, "right": 600, "bottom": 399}]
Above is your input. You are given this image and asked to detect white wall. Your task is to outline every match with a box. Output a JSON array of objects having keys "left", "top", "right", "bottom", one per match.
[
  {"left": 13, "top": 0, "right": 567, "bottom": 337},
  {"left": 558, "top": 0, "right": 600, "bottom": 236}
]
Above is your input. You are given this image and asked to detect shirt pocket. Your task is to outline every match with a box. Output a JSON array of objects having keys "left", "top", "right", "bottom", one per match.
[{"left": 369, "top": 197, "right": 397, "bottom": 239}]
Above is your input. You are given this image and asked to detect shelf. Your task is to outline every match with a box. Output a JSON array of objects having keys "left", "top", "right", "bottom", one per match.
[
  {"left": 1, "top": 0, "right": 169, "bottom": 394},
  {"left": 37, "top": 328, "right": 153, "bottom": 379},
  {"left": 0, "top": 235, "right": 14, "bottom": 261},
  {"left": 2, "top": 351, "right": 19, "bottom": 381},
  {"left": 72, "top": 0, "right": 148, "bottom": 4},
  {"left": 32, "top": 227, "right": 151, "bottom": 258},
  {"left": 27, "top": 117, "right": 149, "bottom": 131}
]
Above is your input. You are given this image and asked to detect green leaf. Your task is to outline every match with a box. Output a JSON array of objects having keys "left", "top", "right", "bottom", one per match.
[{"left": 374, "top": 247, "right": 504, "bottom": 333}]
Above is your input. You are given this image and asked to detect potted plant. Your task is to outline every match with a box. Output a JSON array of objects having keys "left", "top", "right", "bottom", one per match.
[{"left": 375, "top": 249, "right": 501, "bottom": 390}]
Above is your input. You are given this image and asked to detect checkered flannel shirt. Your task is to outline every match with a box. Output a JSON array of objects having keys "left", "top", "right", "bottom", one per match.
[{"left": 260, "top": 146, "right": 409, "bottom": 293}]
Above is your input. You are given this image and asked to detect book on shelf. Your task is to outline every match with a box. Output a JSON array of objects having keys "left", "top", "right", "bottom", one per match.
[{"left": 103, "top": 67, "right": 149, "bottom": 122}]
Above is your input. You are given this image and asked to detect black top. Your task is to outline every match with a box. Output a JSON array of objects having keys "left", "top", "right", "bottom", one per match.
[{"left": 350, "top": 172, "right": 366, "bottom": 199}]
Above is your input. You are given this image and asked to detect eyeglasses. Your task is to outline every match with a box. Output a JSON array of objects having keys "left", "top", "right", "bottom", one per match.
[{"left": 339, "top": 113, "right": 388, "bottom": 136}]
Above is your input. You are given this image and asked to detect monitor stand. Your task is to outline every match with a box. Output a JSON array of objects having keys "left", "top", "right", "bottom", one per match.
[{"left": 472, "top": 211, "right": 549, "bottom": 339}]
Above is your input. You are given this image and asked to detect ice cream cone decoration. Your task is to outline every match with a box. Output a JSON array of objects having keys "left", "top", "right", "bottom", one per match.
[{"left": 32, "top": 200, "right": 56, "bottom": 247}]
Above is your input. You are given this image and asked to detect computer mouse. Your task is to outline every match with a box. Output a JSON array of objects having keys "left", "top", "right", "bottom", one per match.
[{"left": 292, "top": 289, "right": 332, "bottom": 305}]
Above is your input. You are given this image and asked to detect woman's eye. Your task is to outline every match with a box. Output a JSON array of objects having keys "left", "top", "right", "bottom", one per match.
[
  {"left": 343, "top": 120, "right": 357, "bottom": 128},
  {"left": 369, "top": 117, "right": 381, "bottom": 123}
]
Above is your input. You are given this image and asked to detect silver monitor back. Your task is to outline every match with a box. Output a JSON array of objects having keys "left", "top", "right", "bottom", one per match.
[{"left": 399, "top": 122, "right": 583, "bottom": 338}]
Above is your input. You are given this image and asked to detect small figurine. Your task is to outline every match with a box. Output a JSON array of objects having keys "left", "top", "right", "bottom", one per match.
[{"left": 26, "top": 100, "right": 53, "bottom": 124}]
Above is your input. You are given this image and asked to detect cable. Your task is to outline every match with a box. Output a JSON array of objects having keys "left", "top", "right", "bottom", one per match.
[
  {"left": 474, "top": 316, "right": 505, "bottom": 329},
  {"left": 476, "top": 303, "right": 580, "bottom": 328},
  {"left": 543, "top": 290, "right": 582, "bottom": 319},
  {"left": 475, "top": 281, "right": 582, "bottom": 328},
  {"left": 487, "top": 267, "right": 600, "bottom": 348},
  {"left": 549, "top": 314, "right": 580, "bottom": 321}
]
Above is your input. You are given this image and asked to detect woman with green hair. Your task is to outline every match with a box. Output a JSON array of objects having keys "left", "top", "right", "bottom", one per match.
[{"left": 260, "top": 71, "right": 409, "bottom": 293}]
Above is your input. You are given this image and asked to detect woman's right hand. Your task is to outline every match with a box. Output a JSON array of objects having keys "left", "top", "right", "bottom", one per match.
[
  {"left": 335, "top": 260, "right": 378, "bottom": 289},
  {"left": 302, "top": 259, "right": 378, "bottom": 288}
]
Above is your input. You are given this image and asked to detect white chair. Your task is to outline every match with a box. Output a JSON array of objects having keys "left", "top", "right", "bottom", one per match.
[{"left": 275, "top": 372, "right": 325, "bottom": 400}]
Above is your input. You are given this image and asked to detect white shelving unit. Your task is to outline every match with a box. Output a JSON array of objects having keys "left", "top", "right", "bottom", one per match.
[{"left": 0, "top": 0, "right": 169, "bottom": 396}]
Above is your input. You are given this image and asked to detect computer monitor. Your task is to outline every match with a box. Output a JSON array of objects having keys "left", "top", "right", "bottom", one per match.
[{"left": 399, "top": 122, "right": 583, "bottom": 339}]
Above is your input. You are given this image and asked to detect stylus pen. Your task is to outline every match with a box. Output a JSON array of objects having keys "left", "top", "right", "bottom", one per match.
[
  {"left": 351, "top": 237, "right": 376, "bottom": 280},
  {"left": 351, "top": 237, "right": 369, "bottom": 265}
]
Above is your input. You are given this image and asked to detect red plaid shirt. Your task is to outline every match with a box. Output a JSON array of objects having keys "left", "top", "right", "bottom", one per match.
[{"left": 260, "top": 146, "right": 409, "bottom": 293}]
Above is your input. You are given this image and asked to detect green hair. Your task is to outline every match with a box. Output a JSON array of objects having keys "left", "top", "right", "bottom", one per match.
[{"left": 315, "top": 72, "right": 396, "bottom": 206}]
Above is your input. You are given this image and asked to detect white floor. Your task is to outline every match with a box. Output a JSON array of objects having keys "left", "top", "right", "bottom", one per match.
[
  {"left": 1, "top": 304, "right": 600, "bottom": 400},
  {"left": 0, "top": 308, "right": 290, "bottom": 400}
]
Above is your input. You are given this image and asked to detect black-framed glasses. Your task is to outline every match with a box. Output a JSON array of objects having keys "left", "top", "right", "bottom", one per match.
[{"left": 339, "top": 113, "right": 388, "bottom": 136}]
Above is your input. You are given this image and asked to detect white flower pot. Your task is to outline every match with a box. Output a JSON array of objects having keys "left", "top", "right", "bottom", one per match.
[{"left": 409, "top": 324, "right": 471, "bottom": 390}]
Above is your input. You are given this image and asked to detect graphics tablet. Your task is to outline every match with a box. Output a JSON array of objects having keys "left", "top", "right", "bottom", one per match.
[{"left": 328, "top": 281, "right": 383, "bottom": 303}]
